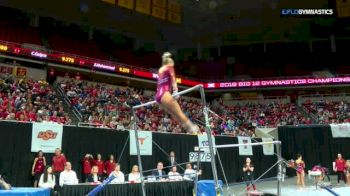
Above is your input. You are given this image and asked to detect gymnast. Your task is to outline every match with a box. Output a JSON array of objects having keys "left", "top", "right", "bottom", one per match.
[{"left": 155, "top": 52, "right": 199, "bottom": 134}]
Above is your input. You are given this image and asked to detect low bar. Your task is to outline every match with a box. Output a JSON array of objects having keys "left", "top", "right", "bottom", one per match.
[
  {"left": 132, "top": 84, "right": 203, "bottom": 110},
  {"left": 200, "top": 141, "right": 281, "bottom": 149}
]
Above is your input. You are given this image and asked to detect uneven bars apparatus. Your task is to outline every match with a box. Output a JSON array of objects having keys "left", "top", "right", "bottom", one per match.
[
  {"left": 131, "top": 84, "right": 220, "bottom": 196},
  {"left": 200, "top": 140, "right": 283, "bottom": 196}
]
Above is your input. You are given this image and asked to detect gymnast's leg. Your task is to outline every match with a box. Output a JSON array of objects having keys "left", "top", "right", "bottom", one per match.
[{"left": 160, "top": 92, "right": 199, "bottom": 134}]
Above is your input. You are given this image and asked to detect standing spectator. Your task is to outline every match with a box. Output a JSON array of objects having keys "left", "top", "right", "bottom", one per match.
[
  {"left": 59, "top": 162, "right": 78, "bottom": 187},
  {"left": 295, "top": 154, "right": 306, "bottom": 189},
  {"left": 31, "top": 150, "right": 46, "bottom": 187},
  {"left": 243, "top": 157, "right": 256, "bottom": 192},
  {"left": 52, "top": 148, "right": 67, "bottom": 187},
  {"left": 109, "top": 163, "right": 125, "bottom": 184},
  {"left": 93, "top": 154, "right": 105, "bottom": 178},
  {"left": 38, "top": 166, "right": 56, "bottom": 189},
  {"left": 334, "top": 153, "right": 347, "bottom": 185},
  {"left": 167, "top": 151, "right": 177, "bottom": 168},
  {"left": 82, "top": 154, "right": 93, "bottom": 182},
  {"left": 105, "top": 154, "right": 116, "bottom": 176}
]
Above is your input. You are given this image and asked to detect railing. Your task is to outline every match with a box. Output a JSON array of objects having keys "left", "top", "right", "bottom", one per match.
[
  {"left": 301, "top": 105, "right": 318, "bottom": 123},
  {"left": 298, "top": 93, "right": 350, "bottom": 104},
  {"left": 215, "top": 96, "right": 291, "bottom": 106},
  {"left": 53, "top": 82, "right": 83, "bottom": 122}
]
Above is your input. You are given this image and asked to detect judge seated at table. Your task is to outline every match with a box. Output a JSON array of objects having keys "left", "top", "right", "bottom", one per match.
[
  {"left": 168, "top": 166, "right": 183, "bottom": 181},
  {"left": 128, "top": 165, "right": 141, "bottom": 183},
  {"left": 87, "top": 166, "right": 102, "bottom": 183},
  {"left": 59, "top": 162, "right": 79, "bottom": 187},
  {"left": 151, "top": 162, "right": 167, "bottom": 181},
  {"left": 183, "top": 164, "right": 201, "bottom": 181},
  {"left": 109, "top": 163, "right": 125, "bottom": 184}
]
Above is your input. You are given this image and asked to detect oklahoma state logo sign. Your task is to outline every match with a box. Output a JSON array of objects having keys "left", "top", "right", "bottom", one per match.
[{"left": 37, "top": 130, "right": 58, "bottom": 141}]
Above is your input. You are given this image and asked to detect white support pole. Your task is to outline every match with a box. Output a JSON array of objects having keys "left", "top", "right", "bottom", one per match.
[
  {"left": 199, "top": 85, "right": 220, "bottom": 193},
  {"left": 132, "top": 111, "right": 146, "bottom": 196},
  {"left": 276, "top": 142, "right": 282, "bottom": 196},
  {"left": 200, "top": 141, "right": 282, "bottom": 149}
]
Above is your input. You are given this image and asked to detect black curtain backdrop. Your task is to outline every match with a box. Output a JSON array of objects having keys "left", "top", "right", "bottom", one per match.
[
  {"left": 278, "top": 125, "right": 350, "bottom": 177},
  {"left": 0, "top": 121, "right": 277, "bottom": 187}
]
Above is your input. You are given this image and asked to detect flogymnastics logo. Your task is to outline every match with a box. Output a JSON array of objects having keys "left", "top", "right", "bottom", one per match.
[{"left": 281, "top": 9, "right": 334, "bottom": 17}]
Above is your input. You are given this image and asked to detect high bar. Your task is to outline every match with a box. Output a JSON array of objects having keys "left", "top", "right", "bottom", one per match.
[
  {"left": 200, "top": 141, "right": 281, "bottom": 149},
  {"left": 132, "top": 84, "right": 203, "bottom": 110}
]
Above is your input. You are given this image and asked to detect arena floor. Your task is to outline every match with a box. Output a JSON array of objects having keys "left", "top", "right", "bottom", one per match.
[{"left": 222, "top": 175, "right": 350, "bottom": 196}]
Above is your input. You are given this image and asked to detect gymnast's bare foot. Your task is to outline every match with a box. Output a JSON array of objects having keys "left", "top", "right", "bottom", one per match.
[{"left": 189, "top": 124, "right": 200, "bottom": 135}]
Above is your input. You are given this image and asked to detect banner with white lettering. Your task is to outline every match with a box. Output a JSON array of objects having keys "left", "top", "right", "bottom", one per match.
[
  {"left": 238, "top": 136, "right": 253, "bottom": 156},
  {"left": 262, "top": 138, "right": 274, "bottom": 155},
  {"left": 130, "top": 130, "right": 152, "bottom": 155},
  {"left": 31, "top": 122, "right": 63, "bottom": 153},
  {"left": 330, "top": 123, "right": 350, "bottom": 138},
  {"left": 198, "top": 134, "right": 216, "bottom": 154}
]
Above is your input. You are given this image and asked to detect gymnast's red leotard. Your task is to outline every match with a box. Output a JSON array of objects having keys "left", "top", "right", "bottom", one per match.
[
  {"left": 296, "top": 161, "right": 305, "bottom": 174},
  {"left": 155, "top": 65, "right": 175, "bottom": 103}
]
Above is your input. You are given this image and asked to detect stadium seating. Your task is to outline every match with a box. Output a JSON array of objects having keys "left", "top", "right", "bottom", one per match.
[
  {"left": 0, "top": 26, "right": 41, "bottom": 45},
  {"left": 0, "top": 75, "right": 71, "bottom": 124},
  {"left": 303, "top": 101, "right": 350, "bottom": 124}
]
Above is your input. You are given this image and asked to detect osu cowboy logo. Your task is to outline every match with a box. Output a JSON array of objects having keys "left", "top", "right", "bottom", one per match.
[
  {"left": 138, "top": 136, "right": 149, "bottom": 145},
  {"left": 37, "top": 130, "right": 58, "bottom": 141}
]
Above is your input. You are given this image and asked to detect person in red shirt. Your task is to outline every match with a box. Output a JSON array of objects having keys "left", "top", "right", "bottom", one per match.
[
  {"left": 52, "top": 148, "right": 67, "bottom": 187},
  {"left": 93, "top": 154, "right": 105, "bottom": 178},
  {"left": 82, "top": 154, "right": 93, "bottom": 182},
  {"left": 31, "top": 150, "right": 46, "bottom": 187},
  {"left": 105, "top": 154, "right": 116, "bottom": 176},
  {"left": 334, "top": 153, "right": 347, "bottom": 185}
]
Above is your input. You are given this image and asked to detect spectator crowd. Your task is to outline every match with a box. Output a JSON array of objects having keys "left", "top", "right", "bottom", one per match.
[
  {"left": 303, "top": 100, "right": 350, "bottom": 124},
  {"left": 2, "top": 76, "right": 350, "bottom": 138},
  {"left": 0, "top": 75, "right": 72, "bottom": 124}
]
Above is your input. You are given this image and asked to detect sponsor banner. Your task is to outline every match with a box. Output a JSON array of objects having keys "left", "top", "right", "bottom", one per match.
[
  {"left": 152, "top": 5, "right": 166, "bottom": 20},
  {"left": 336, "top": 0, "right": 350, "bottom": 18},
  {"left": 330, "top": 123, "right": 350, "bottom": 138},
  {"left": 198, "top": 134, "right": 216, "bottom": 155},
  {"left": 168, "top": 11, "right": 181, "bottom": 24},
  {"left": 152, "top": 0, "right": 166, "bottom": 8},
  {"left": 93, "top": 63, "right": 115, "bottom": 71},
  {"left": 238, "top": 136, "right": 253, "bottom": 156},
  {"left": 31, "top": 123, "right": 63, "bottom": 153},
  {"left": 118, "top": 0, "right": 134, "bottom": 9},
  {"left": 130, "top": 130, "right": 152, "bottom": 155},
  {"left": 101, "top": 0, "right": 116, "bottom": 4},
  {"left": 262, "top": 138, "right": 274, "bottom": 155},
  {"left": 168, "top": 0, "right": 181, "bottom": 12},
  {"left": 13, "top": 67, "right": 27, "bottom": 77},
  {"left": 136, "top": 0, "right": 151, "bottom": 15},
  {"left": 206, "top": 76, "right": 350, "bottom": 89}
]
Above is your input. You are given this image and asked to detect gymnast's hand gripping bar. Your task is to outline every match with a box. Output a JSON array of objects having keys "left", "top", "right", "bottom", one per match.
[{"left": 132, "top": 84, "right": 204, "bottom": 110}]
